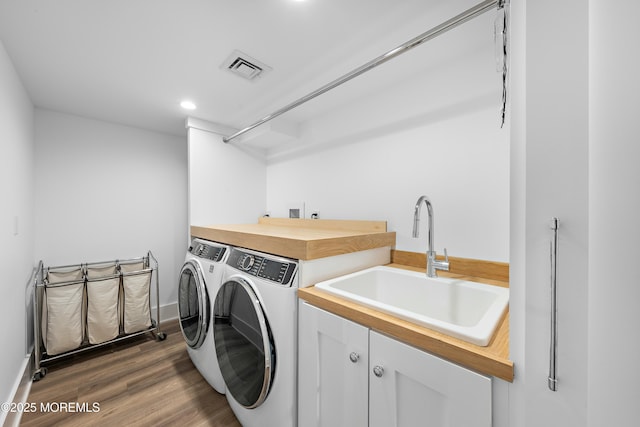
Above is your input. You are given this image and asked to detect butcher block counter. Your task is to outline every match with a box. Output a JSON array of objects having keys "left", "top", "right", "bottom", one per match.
[
  {"left": 191, "top": 217, "right": 396, "bottom": 260},
  {"left": 192, "top": 218, "right": 513, "bottom": 381},
  {"left": 298, "top": 252, "right": 514, "bottom": 382}
]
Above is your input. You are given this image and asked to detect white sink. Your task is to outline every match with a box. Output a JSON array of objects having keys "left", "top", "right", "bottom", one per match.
[{"left": 314, "top": 266, "right": 509, "bottom": 346}]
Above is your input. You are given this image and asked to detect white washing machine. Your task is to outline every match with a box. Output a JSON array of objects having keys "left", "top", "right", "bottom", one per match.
[
  {"left": 213, "top": 247, "right": 299, "bottom": 427},
  {"left": 178, "top": 238, "right": 229, "bottom": 394}
]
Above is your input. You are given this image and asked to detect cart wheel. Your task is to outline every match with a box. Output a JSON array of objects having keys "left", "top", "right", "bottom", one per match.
[
  {"left": 156, "top": 332, "right": 167, "bottom": 341},
  {"left": 32, "top": 367, "right": 48, "bottom": 382}
]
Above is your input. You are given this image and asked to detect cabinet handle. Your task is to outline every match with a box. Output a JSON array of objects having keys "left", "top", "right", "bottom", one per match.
[
  {"left": 349, "top": 352, "right": 360, "bottom": 363},
  {"left": 548, "top": 217, "right": 559, "bottom": 392},
  {"left": 373, "top": 365, "right": 384, "bottom": 378}
]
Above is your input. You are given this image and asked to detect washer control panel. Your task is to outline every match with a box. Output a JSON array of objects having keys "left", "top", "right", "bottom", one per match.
[
  {"left": 227, "top": 248, "right": 297, "bottom": 286},
  {"left": 189, "top": 240, "right": 227, "bottom": 262}
]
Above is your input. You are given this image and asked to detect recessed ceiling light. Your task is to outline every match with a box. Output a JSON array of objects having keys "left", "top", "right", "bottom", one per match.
[{"left": 180, "top": 100, "right": 196, "bottom": 110}]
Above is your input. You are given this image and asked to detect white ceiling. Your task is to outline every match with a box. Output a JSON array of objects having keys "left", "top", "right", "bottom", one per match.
[{"left": 0, "top": 0, "right": 493, "bottom": 144}]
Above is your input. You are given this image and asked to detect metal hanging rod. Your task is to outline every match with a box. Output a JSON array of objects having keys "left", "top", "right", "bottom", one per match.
[{"left": 223, "top": 0, "right": 503, "bottom": 143}]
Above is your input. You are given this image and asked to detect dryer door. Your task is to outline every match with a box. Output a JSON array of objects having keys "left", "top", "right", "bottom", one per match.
[
  {"left": 214, "top": 277, "right": 274, "bottom": 409},
  {"left": 178, "top": 260, "right": 210, "bottom": 349}
]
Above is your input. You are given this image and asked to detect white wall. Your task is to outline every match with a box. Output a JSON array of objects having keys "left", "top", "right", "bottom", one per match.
[
  {"left": 34, "top": 109, "right": 187, "bottom": 308},
  {"left": 510, "top": 1, "right": 589, "bottom": 426},
  {"left": 588, "top": 1, "right": 640, "bottom": 425},
  {"left": 509, "top": 2, "right": 640, "bottom": 425},
  {"left": 0, "top": 39, "right": 35, "bottom": 420},
  {"left": 266, "top": 29, "right": 509, "bottom": 262},
  {"left": 188, "top": 125, "right": 267, "bottom": 226}
]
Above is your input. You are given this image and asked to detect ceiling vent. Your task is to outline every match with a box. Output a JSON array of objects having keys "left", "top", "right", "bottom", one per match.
[{"left": 221, "top": 50, "right": 272, "bottom": 81}]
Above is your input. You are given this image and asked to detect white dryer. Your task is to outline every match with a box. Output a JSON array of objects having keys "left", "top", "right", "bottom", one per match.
[
  {"left": 213, "top": 247, "right": 299, "bottom": 427},
  {"left": 178, "top": 238, "right": 229, "bottom": 394}
]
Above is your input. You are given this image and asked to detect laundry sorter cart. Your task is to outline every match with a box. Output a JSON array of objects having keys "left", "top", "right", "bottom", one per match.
[{"left": 32, "top": 251, "right": 166, "bottom": 381}]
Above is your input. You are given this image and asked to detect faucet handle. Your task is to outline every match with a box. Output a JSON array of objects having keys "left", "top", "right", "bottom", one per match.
[{"left": 434, "top": 248, "right": 450, "bottom": 273}]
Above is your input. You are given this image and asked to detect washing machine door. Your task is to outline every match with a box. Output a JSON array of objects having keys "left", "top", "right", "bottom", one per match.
[
  {"left": 214, "top": 277, "right": 274, "bottom": 409},
  {"left": 178, "top": 260, "right": 210, "bottom": 349}
]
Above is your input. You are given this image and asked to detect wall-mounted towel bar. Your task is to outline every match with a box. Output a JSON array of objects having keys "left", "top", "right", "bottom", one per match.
[
  {"left": 222, "top": 0, "right": 506, "bottom": 144},
  {"left": 548, "top": 217, "right": 559, "bottom": 391}
]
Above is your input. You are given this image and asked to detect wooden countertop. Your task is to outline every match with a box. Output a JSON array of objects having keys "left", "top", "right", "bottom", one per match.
[
  {"left": 298, "top": 263, "right": 514, "bottom": 382},
  {"left": 191, "top": 218, "right": 396, "bottom": 260},
  {"left": 192, "top": 220, "right": 512, "bottom": 380}
]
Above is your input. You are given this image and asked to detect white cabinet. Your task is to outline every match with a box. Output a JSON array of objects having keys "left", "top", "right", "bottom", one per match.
[
  {"left": 298, "top": 300, "right": 369, "bottom": 427},
  {"left": 298, "top": 301, "right": 492, "bottom": 427},
  {"left": 369, "top": 331, "right": 492, "bottom": 427}
]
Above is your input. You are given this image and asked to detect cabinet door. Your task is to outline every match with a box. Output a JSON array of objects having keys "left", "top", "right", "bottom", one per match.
[
  {"left": 298, "top": 301, "right": 369, "bottom": 427},
  {"left": 369, "top": 331, "right": 492, "bottom": 427}
]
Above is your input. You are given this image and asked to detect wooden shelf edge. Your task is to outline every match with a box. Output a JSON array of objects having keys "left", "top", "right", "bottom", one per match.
[
  {"left": 191, "top": 224, "right": 396, "bottom": 260},
  {"left": 258, "top": 217, "right": 389, "bottom": 232},
  {"left": 391, "top": 250, "right": 509, "bottom": 284}
]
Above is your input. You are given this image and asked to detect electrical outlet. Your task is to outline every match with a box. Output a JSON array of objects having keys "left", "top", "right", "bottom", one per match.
[
  {"left": 289, "top": 208, "right": 300, "bottom": 219},
  {"left": 287, "top": 202, "right": 305, "bottom": 219}
]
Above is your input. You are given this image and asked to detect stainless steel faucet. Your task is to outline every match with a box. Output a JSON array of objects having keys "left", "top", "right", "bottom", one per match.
[{"left": 412, "top": 195, "right": 449, "bottom": 278}]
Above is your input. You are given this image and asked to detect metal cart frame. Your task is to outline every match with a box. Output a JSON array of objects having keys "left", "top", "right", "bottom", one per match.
[{"left": 32, "top": 250, "right": 166, "bottom": 381}]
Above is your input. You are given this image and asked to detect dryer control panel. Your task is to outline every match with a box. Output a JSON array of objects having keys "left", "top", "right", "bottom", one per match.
[
  {"left": 189, "top": 240, "right": 227, "bottom": 262},
  {"left": 227, "top": 248, "right": 297, "bottom": 287}
]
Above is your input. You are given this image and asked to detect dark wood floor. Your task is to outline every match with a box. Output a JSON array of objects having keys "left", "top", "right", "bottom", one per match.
[{"left": 21, "top": 320, "right": 241, "bottom": 427}]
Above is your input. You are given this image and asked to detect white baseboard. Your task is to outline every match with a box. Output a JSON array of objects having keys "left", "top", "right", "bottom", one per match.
[
  {"left": 159, "top": 301, "right": 178, "bottom": 322},
  {"left": 1, "top": 353, "right": 33, "bottom": 427}
]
